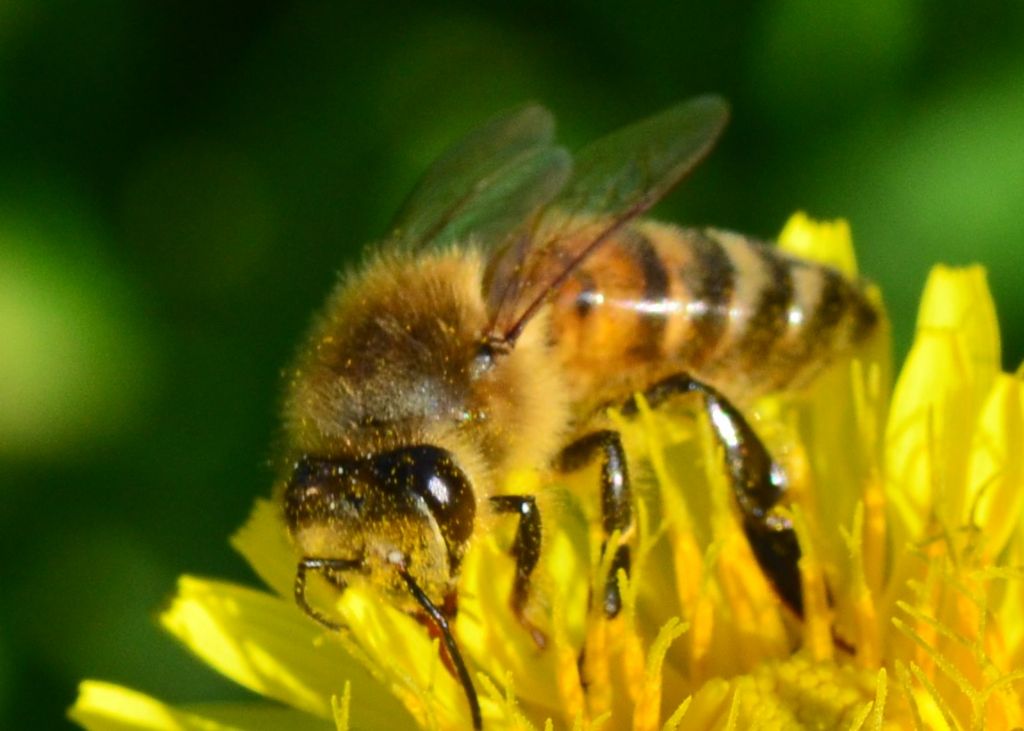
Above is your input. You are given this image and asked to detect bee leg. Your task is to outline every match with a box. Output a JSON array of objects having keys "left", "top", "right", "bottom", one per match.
[
  {"left": 556, "top": 430, "right": 632, "bottom": 618},
  {"left": 626, "top": 374, "right": 803, "bottom": 617},
  {"left": 399, "top": 569, "right": 482, "bottom": 731},
  {"left": 489, "top": 495, "right": 547, "bottom": 648},
  {"left": 294, "top": 557, "right": 363, "bottom": 631}
]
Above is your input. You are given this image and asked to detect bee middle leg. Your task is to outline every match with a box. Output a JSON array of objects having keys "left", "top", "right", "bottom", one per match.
[
  {"left": 556, "top": 430, "right": 632, "bottom": 618},
  {"left": 625, "top": 373, "right": 804, "bottom": 617}
]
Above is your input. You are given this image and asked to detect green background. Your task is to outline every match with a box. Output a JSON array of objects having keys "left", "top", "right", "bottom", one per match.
[{"left": 1, "top": 2, "right": 1021, "bottom": 728}]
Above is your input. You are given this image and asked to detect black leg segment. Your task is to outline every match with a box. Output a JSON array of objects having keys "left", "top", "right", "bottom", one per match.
[
  {"left": 489, "top": 494, "right": 547, "bottom": 647},
  {"left": 556, "top": 430, "right": 633, "bottom": 618},
  {"left": 399, "top": 569, "right": 482, "bottom": 730},
  {"left": 625, "top": 373, "right": 804, "bottom": 617},
  {"left": 294, "top": 557, "right": 363, "bottom": 631}
]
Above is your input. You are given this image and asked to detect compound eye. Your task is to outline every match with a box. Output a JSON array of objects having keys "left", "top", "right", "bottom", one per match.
[
  {"left": 283, "top": 456, "right": 364, "bottom": 526},
  {"left": 289, "top": 456, "right": 322, "bottom": 489},
  {"left": 376, "top": 446, "right": 476, "bottom": 548}
]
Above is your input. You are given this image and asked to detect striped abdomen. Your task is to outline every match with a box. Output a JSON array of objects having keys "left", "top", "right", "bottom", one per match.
[{"left": 548, "top": 220, "right": 881, "bottom": 413}]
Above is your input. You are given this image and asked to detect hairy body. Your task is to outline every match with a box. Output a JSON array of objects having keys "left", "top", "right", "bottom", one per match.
[
  {"left": 282, "top": 219, "right": 878, "bottom": 607},
  {"left": 275, "top": 98, "right": 881, "bottom": 729}
]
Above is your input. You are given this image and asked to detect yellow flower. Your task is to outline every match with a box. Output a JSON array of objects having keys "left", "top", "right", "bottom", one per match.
[{"left": 69, "top": 214, "right": 1024, "bottom": 731}]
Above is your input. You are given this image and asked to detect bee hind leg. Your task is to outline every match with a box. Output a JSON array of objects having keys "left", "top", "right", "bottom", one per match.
[
  {"left": 489, "top": 494, "right": 547, "bottom": 648},
  {"left": 556, "top": 430, "right": 632, "bottom": 619},
  {"left": 625, "top": 373, "right": 804, "bottom": 617}
]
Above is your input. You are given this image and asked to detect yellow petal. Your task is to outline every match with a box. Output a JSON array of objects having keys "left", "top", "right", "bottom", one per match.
[
  {"left": 966, "top": 373, "right": 1024, "bottom": 556},
  {"left": 230, "top": 498, "right": 297, "bottom": 600},
  {"left": 458, "top": 526, "right": 577, "bottom": 717},
  {"left": 159, "top": 577, "right": 412, "bottom": 728},
  {"left": 914, "top": 265, "right": 1000, "bottom": 382},
  {"left": 885, "top": 265, "right": 1001, "bottom": 542},
  {"left": 333, "top": 586, "right": 477, "bottom": 729},
  {"left": 777, "top": 211, "right": 859, "bottom": 277},
  {"left": 69, "top": 680, "right": 238, "bottom": 731},
  {"left": 69, "top": 681, "right": 335, "bottom": 731}
]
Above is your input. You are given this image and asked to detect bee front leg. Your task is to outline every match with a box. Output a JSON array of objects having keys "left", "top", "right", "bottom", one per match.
[
  {"left": 294, "top": 557, "right": 363, "bottom": 631},
  {"left": 627, "top": 374, "right": 804, "bottom": 617},
  {"left": 556, "top": 431, "right": 632, "bottom": 618},
  {"left": 489, "top": 495, "right": 547, "bottom": 648}
]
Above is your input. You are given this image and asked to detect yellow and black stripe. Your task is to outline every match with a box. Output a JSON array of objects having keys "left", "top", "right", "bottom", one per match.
[{"left": 549, "top": 219, "right": 880, "bottom": 409}]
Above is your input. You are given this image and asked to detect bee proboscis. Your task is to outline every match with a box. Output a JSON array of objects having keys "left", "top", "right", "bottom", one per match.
[{"left": 278, "top": 96, "right": 880, "bottom": 728}]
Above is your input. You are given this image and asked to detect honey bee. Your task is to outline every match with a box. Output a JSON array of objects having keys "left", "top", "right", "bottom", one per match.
[{"left": 279, "top": 96, "right": 880, "bottom": 728}]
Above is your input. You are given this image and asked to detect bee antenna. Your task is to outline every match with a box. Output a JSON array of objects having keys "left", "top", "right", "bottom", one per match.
[{"left": 399, "top": 569, "right": 482, "bottom": 730}]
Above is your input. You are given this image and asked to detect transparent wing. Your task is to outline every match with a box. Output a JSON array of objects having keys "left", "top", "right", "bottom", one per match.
[
  {"left": 484, "top": 95, "right": 730, "bottom": 344},
  {"left": 389, "top": 104, "right": 572, "bottom": 251}
]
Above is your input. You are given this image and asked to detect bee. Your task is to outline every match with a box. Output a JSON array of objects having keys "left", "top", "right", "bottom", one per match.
[{"left": 279, "top": 96, "right": 880, "bottom": 728}]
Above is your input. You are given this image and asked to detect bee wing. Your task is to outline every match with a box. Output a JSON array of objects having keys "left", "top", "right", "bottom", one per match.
[
  {"left": 390, "top": 104, "right": 573, "bottom": 251},
  {"left": 484, "top": 95, "right": 730, "bottom": 345}
]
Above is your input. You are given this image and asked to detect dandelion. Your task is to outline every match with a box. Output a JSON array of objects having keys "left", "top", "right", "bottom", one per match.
[{"left": 70, "top": 214, "right": 1024, "bottom": 730}]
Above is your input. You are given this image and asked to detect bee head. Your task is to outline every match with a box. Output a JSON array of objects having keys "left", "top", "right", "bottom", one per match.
[{"left": 283, "top": 445, "right": 476, "bottom": 600}]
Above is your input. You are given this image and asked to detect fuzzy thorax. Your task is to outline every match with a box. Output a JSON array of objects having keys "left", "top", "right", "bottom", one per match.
[{"left": 283, "top": 245, "right": 570, "bottom": 501}]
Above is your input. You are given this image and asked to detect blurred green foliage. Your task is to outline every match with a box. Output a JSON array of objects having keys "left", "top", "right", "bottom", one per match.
[{"left": 0, "top": 2, "right": 1021, "bottom": 728}]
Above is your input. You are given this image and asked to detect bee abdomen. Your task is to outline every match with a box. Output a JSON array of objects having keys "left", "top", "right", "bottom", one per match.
[
  {"left": 549, "top": 221, "right": 881, "bottom": 407},
  {"left": 664, "top": 225, "right": 879, "bottom": 394}
]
